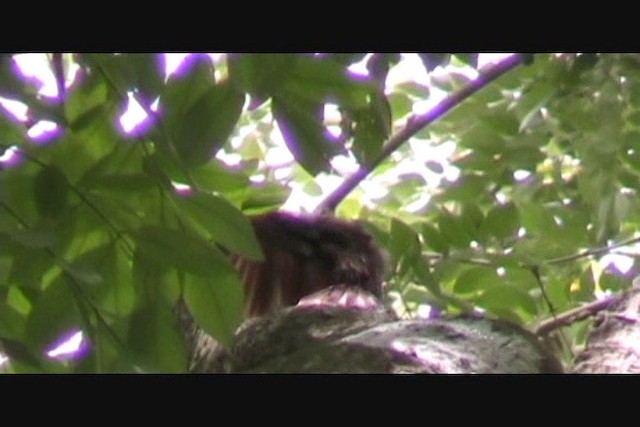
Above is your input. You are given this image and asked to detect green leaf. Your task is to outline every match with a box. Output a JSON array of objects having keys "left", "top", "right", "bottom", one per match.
[
  {"left": 272, "top": 95, "right": 339, "bottom": 175},
  {"left": 7, "top": 228, "right": 57, "bottom": 249},
  {"left": 327, "top": 53, "right": 368, "bottom": 66},
  {"left": 228, "top": 53, "right": 298, "bottom": 98},
  {"left": 172, "top": 192, "right": 263, "bottom": 260},
  {"left": 0, "top": 54, "right": 37, "bottom": 99},
  {"left": 412, "top": 255, "right": 441, "bottom": 296},
  {"left": 517, "top": 80, "right": 556, "bottom": 132},
  {"left": 0, "top": 302, "right": 27, "bottom": 341},
  {"left": 518, "top": 203, "right": 558, "bottom": 236},
  {"left": 64, "top": 70, "right": 109, "bottom": 128},
  {"left": 437, "top": 174, "right": 490, "bottom": 203},
  {"left": 86, "top": 54, "right": 164, "bottom": 101},
  {"left": 351, "top": 92, "right": 391, "bottom": 164},
  {"left": 431, "top": 71, "right": 473, "bottom": 92},
  {"left": 66, "top": 243, "right": 136, "bottom": 317},
  {"left": 183, "top": 271, "right": 245, "bottom": 348},
  {"left": 454, "top": 54, "right": 479, "bottom": 69},
  {"left": 501, "top": 267, "right": 539, "bottom": 291},
  {"left": 135, "top": 226, "right": 229, "bottom": 276},
  {"left": 283, "top": 55, "right": 375, "bottom": 109},
  {"left": 574, "top": 266, "right": 596, "bottom": 301},
  {"left": 8, "top": 242, "right": 56, "bottom": 289},
  {"left": 420, "top": 222, "right": 449, "bottom": 254},
  {"left": 598, "top": 267, "right": 628, "bottom": 292},
  {"left": 387, "top": 92, "right": 414, "bottom": 121},
  {"left": 476, "top": 285, "right": 537, "bottom": 317},
  {"left": 161, "top": 55, "right": 217, "bottom": 125},
  {"left": 170, "top": 80, "right": 245, "bottom": 168},
  {"left": 33, "top": 165, "right": 69, "bottom": 219},
  {"left": 191, "top": 161, "right": 250, "bottom": 193},
  {"left": 437, "top": 211, "right": 472, "bottom": 248},
  {"left": 457, "top": 122, "right": 505, "bottom": 154},
  {"left": 389, "top": 218, "right": 421, "bottom": 265},
  {"left": 126, "top": 301, "right": 187, "bottom": 373},
  {"left": 240, "top": 182, "right": 291, "bottom": 213},
  {"left": 84, "top": 172, "right": 156, "bottom": 193},
  {"left": 0, "top": 109, "right": 28, "bottom": 147},
  {"left": 25, "top": 280, "right": 82, "bottom": 350},
  {"left": 459, "top": 202, "right": 485, "bottom": 240},
  {"left": 453, "top": 267, "right": 499, "bottom": 294},
  {"left": 388, "top": 173, "right": 426, "bottom": 201},
  {"left": 0, "top": 337, "right": 43, "bottom": 371},
  {"left": 481, "top": 203, "right": 520, "bottom": 240}
]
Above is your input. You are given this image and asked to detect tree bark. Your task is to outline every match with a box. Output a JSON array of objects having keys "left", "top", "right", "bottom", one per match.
[{"left": 179, "top": 299, "right": 563, "bottom": 374}]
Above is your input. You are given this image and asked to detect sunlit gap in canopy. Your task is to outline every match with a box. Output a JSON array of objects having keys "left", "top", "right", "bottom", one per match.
[
  {"left": 7, "top": 54, "right": 80, "bottom": 142},
  {"left": 46, "top": 330, "right": 87, "bottom": 359}
]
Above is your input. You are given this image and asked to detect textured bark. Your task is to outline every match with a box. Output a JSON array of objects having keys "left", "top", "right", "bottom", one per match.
[
  {"left": 179, "top": 300, "right": 562, "bottom": 374},
  {"left": 572, "top": 282, "right": 640, "bottom": 374}
]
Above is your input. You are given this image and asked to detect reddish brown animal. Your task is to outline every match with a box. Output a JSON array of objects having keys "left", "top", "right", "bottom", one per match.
[{"left": 232, "top": 212, "right": 385, "bottom": 317}]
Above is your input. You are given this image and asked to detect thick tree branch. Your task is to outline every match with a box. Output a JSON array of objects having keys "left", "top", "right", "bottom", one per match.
[{"left": 315, "top": 54, "right": 526, "bottom": 214}]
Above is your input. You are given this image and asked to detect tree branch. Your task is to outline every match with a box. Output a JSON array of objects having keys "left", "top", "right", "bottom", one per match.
[
  {"left": 315, "top": 54, "right": 526, "bottom": 214},
  {"left": 50, "top": 53, "right": 66, "bottom": 102},
  {"left": 535, "top": 295, "right": 620, "bottom": 336},
  {"left": 545, "top": 235, "right": 640, "bottom": 265}
]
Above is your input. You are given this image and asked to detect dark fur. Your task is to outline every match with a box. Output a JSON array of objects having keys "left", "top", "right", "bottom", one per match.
[{"left": 233, "top": 212, "right": 385, "bottom": 317}]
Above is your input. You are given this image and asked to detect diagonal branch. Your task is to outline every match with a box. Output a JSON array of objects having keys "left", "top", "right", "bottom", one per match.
[
  {"left": 315, "top": 54, "right": 526, "bottom": 214},
  {"left": 534, "top": 295, "right": 620, "bottom": 336}
]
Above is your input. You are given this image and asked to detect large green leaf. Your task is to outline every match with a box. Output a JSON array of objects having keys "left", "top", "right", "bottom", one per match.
[
  {"left": 480, "top": 203, "right": 520, "bottom": 240},
  {"left": 183, "top": 269, "right": 245, "bottom": 348},
  {"left": 172, "top": 192, "right": 263, "bottom": 260},
  {"left": 64, "top": 69, "right": 110, "bottom": 130},
  {"left": 0, "top": 301, "right": 27, "bottom": 341},
  {"left": 453, "top": 267, "right": 500, "bottom": 294},
  {"left": 169, "top": 81, "right": 245, "bottom": 168},
  {"left": 240, "top": 182, "right": 291, "bottom": 213},
  {"left": 125, "top": 301, "right": 187, "bottom": 373},
  {"left": 66, "top": 242, "right": 136, "bottom": 317},
  {"left": 420, "top": 222, "right": 450, "bottom": 254},
  {"left": 389, "top": 218, "right": 422, "bottom": 275},
  {"left": 134, "top": 226, "right": 229, "bottom": 276},
  {"left": 272, "top": 95, "right": 340, "bottom": 175},
  {"left": 476, "top": 285, "right": 537, "bottom": 318},
  {"left": 25, "top": 280, "right": 82, "bottom": 351},
  {"left": 85, "top": 54, "right": 164, "bottom": 102},
  {"left": 33, "top": 165, "right": 69, "bottom": 220},
  {"left": 228, "top": 53, "right": 298, "bottom": 98},
  {"left": 191, "top": 161, "right": 250, "bottom": 193},
  {"left": 161, "top": 55, "right": 217, "bottom": 127},
  {"left": 282, "top": 55, "right": 375, "bottom": 110},
  {"left": 437, "top": 210, "right": 473, "bottom": 249}
]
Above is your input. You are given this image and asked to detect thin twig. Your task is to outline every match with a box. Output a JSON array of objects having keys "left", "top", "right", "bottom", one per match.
[
  {"left": 315, "top": 54, "right": 526, "bottom": 214},
  {"left": 545, "top": 236, "right": 640, "bottom": 265}
]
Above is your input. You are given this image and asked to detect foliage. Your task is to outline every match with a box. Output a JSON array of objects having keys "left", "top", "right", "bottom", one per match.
[{"left": 1, "top": 53, "right": 639, "bottom": 372}]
